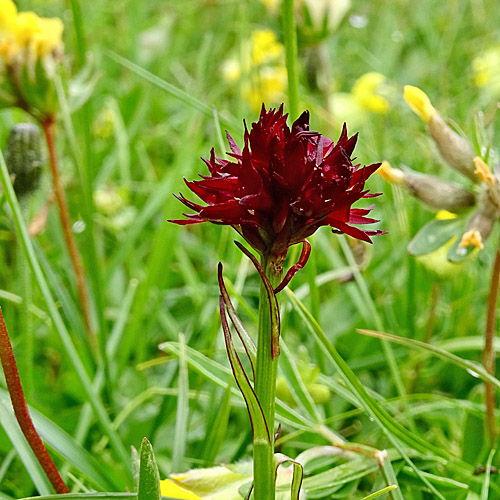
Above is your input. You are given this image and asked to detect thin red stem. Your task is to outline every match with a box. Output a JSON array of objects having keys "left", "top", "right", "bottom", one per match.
[
  {"left": 484, "top": 246, "right": 500, "bottom": 445},
  {"left": 0, "top": 307, "right": 69, "bottom": 494},
  {"left": 41, "top": 118, "right": 94, "bottom": 344}
]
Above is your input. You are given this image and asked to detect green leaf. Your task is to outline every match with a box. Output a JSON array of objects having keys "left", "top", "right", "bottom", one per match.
[
  {"left": 359, "top": 485, "right": 398, "bottom": 500},
  {"left": 21, "top": 495, "right": 182, "bottom": 500},
  {"left": 220, "top": 296, "right": 271, "bottom": 444},
  {"left": 0, "top": 393, "right": 52, "bottom": 495},
  {"left": 274, "top": 455, "right": 304, "bottom": 500},
  {"left": 480, "top": 449, "right": 496, "bottom": 500},
  {"left": 407, "top": 218, "right": 462, "bottom": 256},
  {"left": 285, "top": 289, "right": 450, "bottom": 499},
  {"left": 0, "top": 149, "right": 131, "bottom": 472},
  {"left": 357, "top": 329, "right": 500, "bottom": 392},
  {"left": 159, "top": 341, "right": 312, "bottom": 430},
  {"left": 138, "top": 438, "right": 161, "bottom": 500},
  {"left": 106, "top": 51, "right": 240, "bottom": 131}
]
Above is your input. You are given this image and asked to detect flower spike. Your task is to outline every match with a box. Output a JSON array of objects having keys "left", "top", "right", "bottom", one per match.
[{"left": 171, "top": 105, "right": 384, "bottom": 262}]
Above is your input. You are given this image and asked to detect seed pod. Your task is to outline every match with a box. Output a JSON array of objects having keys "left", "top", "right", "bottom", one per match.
[
  {"left": 427, "top": 114, "right": 478, "bottom": 183},
  {"left": 5, "top": 123, "right": 44, "bottom": 199}
]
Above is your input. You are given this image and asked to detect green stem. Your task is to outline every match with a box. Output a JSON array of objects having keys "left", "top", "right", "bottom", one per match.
[
  {"left": 254, "top": 256, "right": 282, "bottom": 500},
  {"left": 282, "top": 0, "right": 299, "bottom": 120}
]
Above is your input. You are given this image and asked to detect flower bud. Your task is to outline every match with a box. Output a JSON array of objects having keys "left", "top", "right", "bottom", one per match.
[
  {"left": 402, "top": 170, "right": 475, "bottom": 212},
  {"left": 404, "top": 85, "right": 478, "bottom": 182},
  {"left": 378, "top": 161, "right": 475, "bottom": 212},
  {"left": 5, "top": 122, "right": 43, "bottom": 198},
  {"left": 427, "top": 113, "right": 478, "bottom": 183}
]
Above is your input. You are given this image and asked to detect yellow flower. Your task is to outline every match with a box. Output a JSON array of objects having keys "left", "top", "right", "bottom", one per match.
[
  {"left": 242, "top": 65, "right": 287, "bottom": 111},
  {"left": 14, "top": 12, "right": 63, "bottom": 57},
  {"left": 0, "top": 0, "right": 17, "bottom": 34},
  {"left": 250, "top": 29, "right": 283, "bottom": 66},
  {"left": 351, "top": 72, "right": 389, "bottom": 114},
  {"left": 32, "top": 17, "right": 64, "bottom": 56},
  {"left": 161, "top": 480, "right": 203, "bottom": 500},
  {"left": 403, "top": 85, "right": 436, "bottom": 124},
  {"left": 472, "top": 46, "right": 500, "bottom": 92}
]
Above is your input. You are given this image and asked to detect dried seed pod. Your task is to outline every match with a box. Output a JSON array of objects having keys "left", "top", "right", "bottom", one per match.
[{"left": 5, "top": 123, "right": 44, "bottom": 199}]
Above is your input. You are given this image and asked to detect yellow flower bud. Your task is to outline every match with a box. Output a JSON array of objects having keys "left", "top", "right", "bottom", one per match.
[
  {"left": 404, "top": 85, "right": 436, "bottom": 123},
  {"left": 474, "top": 156, "right": 496, "bottom": 186},
  {"left": 459, "top": 230, "right": 484, "bottom": 250},
  {"left": 376, "top": 161, "right": 405, "bottom": 184}
]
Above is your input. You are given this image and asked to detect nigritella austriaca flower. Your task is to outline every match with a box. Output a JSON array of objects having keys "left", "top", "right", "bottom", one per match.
[{"left": 171, "top": 104, "right": 384, "bottom": 272}]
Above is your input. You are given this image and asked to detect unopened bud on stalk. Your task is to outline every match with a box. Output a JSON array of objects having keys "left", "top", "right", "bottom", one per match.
[
  {"left": 404, "top": 85, "right": 478, "bottom": 183},
  {"left": 378, "top": 161, "right": 475, "bottom": 212},
  {"left": 5, "top": 123, "right": 43, "bottom": 199}
]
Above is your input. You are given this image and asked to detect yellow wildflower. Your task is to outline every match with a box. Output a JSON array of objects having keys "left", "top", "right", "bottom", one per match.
[
  {"left": 242, "top": 66, "right": 287, "bottom": 111},
  {"left": 473, "top": 156, "right": 496, "bottom": 186},
  {"left": 459, "top": 230, "right": 484, "bottom": 250},
  {"left": 351, "top": 72, "right": 389, "bottom": 114},
  {"left": 404, "top": 85, "right": 436, "bottom": 124},
  {"left": 0, "top": 0, "right": 17, "bottom": 34},
  {"left": 472, "top": 46, "right": 500, "bottom": 92},
  {"left": 32, "top": 17, "right": 64, "bottom": 57},
  {"left": 250, "top": 29, "right": 283, "bottom": 66}
]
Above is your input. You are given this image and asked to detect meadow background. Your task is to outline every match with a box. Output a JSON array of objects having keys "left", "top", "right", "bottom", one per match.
[{"left": 1, "top": 0, "right": 500, "bottom": 498}]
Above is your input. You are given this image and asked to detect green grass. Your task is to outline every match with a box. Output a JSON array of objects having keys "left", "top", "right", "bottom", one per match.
[{"left": 1, "top": 0, "right": 500, "bottom": 498}]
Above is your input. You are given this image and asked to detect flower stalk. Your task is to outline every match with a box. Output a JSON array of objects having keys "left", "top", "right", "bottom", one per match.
[
  {"left": 41, "top": 117, "right": 94, "bottom": 345},
  {"left": 254, "top": 256, "right": 282, "bottom": 500},
  {"left": 0, "top": 307, "right": 69, "bottom": 494},
  {"left": 484, "top": 241, "right": 500, "bottom": 445}
]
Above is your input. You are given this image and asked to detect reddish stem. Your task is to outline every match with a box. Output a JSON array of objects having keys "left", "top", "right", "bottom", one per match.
[
  {"left": 0, "top": 307, "right": 69, "bottom": 494},
  {"left": 41, "top": 117, "right": 94, "bottom": 344},
  {"left": 484, "top": 246, "right": 500, "bottom": 445}
]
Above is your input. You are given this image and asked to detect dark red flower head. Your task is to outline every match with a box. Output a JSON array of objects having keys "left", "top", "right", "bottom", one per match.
[{"left": 171, "top": 104, "right": 384, "bottom": 263}]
